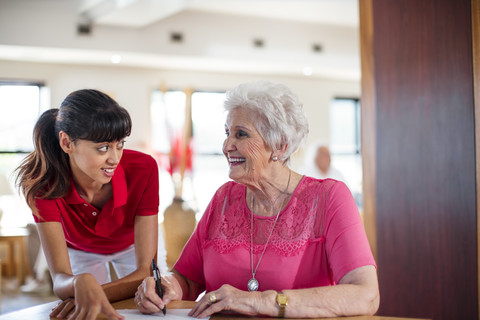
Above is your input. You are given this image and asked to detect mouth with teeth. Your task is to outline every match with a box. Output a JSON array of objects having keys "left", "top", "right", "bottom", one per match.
[
  {"left": 102, "top": 168, "right": 116, "bottom": 177},
  {"left": 228, "top": 156, "right": 246, "bottom": 166}
]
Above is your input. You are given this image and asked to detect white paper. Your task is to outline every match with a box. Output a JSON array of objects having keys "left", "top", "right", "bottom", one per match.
[{"left": 117, "top": 308, "right": 210, "bottom": 320}]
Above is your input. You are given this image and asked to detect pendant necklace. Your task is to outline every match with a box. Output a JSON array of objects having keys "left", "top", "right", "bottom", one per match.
[{"left": 247, "top": 170, "right": 291, "bottom": 292}]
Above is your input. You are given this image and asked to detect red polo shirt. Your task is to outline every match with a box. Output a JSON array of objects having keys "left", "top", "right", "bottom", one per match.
[{"left": 34, "top": 150, "right": 159, "bottom": 254}]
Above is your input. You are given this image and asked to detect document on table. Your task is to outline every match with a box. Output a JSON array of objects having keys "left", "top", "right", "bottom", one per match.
[{"left": 117, "top": 309, "right": 210, "bottom": 320}]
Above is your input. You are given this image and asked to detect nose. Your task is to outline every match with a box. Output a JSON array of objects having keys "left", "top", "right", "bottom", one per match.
[
  {"left": 222, "top": 135, "right": 235, "bottom": 155},
  {"left": 107, "top": 148, "right": 122, "bottom": 165}
]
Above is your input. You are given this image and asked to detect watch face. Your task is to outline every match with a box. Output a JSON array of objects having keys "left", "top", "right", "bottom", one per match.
[{"left": 277, "top": 294, "right": 288, "bottom": 305}]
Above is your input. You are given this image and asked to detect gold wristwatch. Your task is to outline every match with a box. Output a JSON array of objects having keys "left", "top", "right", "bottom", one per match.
[{"left": 275, "top": 292, "right": 288, "bottom": 318}]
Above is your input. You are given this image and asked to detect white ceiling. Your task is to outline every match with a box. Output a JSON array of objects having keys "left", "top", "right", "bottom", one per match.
[
  {"left": 79, "top": 0, "right": 359, "bottom": 28},
  {"left": 0, "top": 0, "right": 360, "bottom": 80}
]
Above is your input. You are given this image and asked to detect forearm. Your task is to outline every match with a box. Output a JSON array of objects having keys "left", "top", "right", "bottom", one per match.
[
  {"left": 106, "top": 214, "right": 158, "bottom": 302},
  {"left": 171, "top": 269, "right": 204, "bottom": 301},
  {"left": 275, "top": 265, "right": 380, "bottom": 318},
  {"left": 282, "top": 284, "right": 379, "bottom": 318},
  {"left": 102, "top": 266, "right": 151, "bottom": 302},
  {"left": 249, "top": 284, "right": 378, "bottom": 319}
]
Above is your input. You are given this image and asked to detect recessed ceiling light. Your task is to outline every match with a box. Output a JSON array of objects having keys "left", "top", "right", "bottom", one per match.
[
  {"left": 111, "top": 54, "right": 122, "bottom": 64},
  {"left": 303, "top": 66, "right": 313, "bottom": 76}
]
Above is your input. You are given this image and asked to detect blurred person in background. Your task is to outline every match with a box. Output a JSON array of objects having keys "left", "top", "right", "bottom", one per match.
[{"left": 302, "top": 144, "right": 347, "bottom": 183}]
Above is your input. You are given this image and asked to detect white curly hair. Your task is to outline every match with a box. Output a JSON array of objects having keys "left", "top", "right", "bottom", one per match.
[{"left": 224, "top": 80, "right": 309, "bottom": 162}]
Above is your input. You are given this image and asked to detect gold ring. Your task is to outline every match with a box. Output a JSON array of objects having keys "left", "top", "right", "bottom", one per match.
[{"left": 209, "top": 293, "right": 217, "bottom": 304}]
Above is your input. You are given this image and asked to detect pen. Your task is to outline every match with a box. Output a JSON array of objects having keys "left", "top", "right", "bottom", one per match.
[{"left": 152, "top": 259, "right": 167, "bottom": 316}]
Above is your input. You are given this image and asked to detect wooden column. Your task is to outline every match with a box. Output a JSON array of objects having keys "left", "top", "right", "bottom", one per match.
[
  {"left": 359, "top": 0, "right": 377, "bottom": 260},
  {"left": 359, "top": 0, "right": 478, "bottom": 319},
  {"left": 472, "top": 0, "right": 480, "bottom": 318}
]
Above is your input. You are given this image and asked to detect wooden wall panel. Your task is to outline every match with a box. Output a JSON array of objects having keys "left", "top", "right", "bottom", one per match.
[{"left": 360, "top": 0, "right": 477, "bottom": 319}]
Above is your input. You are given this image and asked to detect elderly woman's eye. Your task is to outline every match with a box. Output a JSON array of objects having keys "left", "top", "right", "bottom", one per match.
[{"left": 237, "top": 130, "right": 248, "bottom": 138}]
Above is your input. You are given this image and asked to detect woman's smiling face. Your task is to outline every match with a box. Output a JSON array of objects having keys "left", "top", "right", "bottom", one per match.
[
  {"left": 65, "top": 137, "right": 126, "bottom": 187},
  {"left": 222, "top": 108, "right": 272, "bottom": 185}
]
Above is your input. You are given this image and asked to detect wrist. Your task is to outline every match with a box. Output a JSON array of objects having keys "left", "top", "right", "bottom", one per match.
[
  {"left": 275, "top": 291, "right": 288, "bottom": 318},
  {"left": 72, "top": 273, "right": 96, "bottom": 288},
  {"left": 257, "top": 290, "right": 278, "bottom": 317}
]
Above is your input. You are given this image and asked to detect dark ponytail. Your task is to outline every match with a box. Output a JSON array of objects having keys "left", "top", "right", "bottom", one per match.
[
  {"left": 15, "top": 89, "right": 132, "bottom": 214},
  {"left": 15, "top": 108, "right": 70, "bottom": 213}
]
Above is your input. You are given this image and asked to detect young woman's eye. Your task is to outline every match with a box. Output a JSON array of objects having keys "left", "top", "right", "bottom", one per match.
[
  {"left": 117, "top": 140, "right": 126, "bottom": 149},
  {"left": 97, "top": 145, "right": 108, "bottom": 152}
]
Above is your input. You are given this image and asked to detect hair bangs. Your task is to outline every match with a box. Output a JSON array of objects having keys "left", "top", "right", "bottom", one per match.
[{"left": 79, "top": 107, "right": 132, "bottom": 142}]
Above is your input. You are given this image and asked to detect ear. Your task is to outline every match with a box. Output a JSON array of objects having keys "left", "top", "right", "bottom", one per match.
[
  {"left": 58, "top": 131, "right": 73, "bottom": 153},
  {"left": 272, "top": 144, "right": 289, "bottom": 161}
]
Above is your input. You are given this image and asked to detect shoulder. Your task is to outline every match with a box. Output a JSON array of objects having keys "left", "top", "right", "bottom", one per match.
[
  {"left": 212, "top": 180, "right": 243, "bottom": 200},
  {"left": 205, "top": 181, "right": 244, "bottom": 217},
  {"left": 120, "top": 149, "right": 157, "bottom": 168},
  {"left": 296, "top": 176, "right": 351, "bottom": 203},
  {"left": 300, "top": 175, "right": 341, "bottom": 191}
]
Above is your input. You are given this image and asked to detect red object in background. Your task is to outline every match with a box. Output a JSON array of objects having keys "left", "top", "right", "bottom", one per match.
[
  {"left": 185, "top": 138, "right": 193, "bottom": 172},
  {"left": 168, "top": 134, "right": 182, "bottom": 176},
  {"left": 153, "top": 132, "right": 193, "bottom": 176}
]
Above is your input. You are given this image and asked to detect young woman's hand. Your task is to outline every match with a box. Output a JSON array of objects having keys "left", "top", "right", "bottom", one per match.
[
  {"left": 50, "top": 273, "right": 124, "bottom": 320},
  {"left": 49, "top": 298, "right": 76, "bottom": 319}
]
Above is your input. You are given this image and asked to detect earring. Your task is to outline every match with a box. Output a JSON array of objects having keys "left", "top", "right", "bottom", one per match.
[{"left": 272, "top": 156, "right": 278, "bottom": 161}]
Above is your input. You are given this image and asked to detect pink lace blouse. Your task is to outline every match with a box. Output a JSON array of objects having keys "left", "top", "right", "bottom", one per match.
[{"left": 174, "top": 176, "right": 375, "bottom": 293}]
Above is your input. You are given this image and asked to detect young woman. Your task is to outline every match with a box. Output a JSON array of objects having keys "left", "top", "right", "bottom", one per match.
[{"left": 16, "top": 89, "right": 160, "bottom": 320}]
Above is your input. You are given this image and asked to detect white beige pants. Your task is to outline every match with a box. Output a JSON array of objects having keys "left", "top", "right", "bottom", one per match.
[{"left": 67, "top": 245, "right": 136, "bottom": 285}]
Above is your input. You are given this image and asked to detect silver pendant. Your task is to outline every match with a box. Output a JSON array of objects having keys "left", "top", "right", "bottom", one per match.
[{"left": 247, "top": 278, "right": 259, "bottom": 291}]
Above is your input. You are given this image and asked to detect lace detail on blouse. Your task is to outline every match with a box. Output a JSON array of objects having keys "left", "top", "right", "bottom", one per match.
[{"left": 207, "top": 177, "right": 336, "bottom": 257}]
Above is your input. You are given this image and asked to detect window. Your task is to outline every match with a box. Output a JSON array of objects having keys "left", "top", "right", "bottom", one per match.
[
  {"left": 190, "top": 91, "right": 228, "bottom": 219},
  {"left": 151, "top": 89, "right": 228, "bottom": 221},
  {"left": 150, "top": 90, "right": 187, "bottom": 220},
  {"left": 191, "top": 91, "right": 226, "bottom": 155},
  {"left": 330, "top": 98, "right": 360, "bottom": 154},
  {"left": 329, "top": 98, "right": 362, "bottom": 209},
  {"left": 0, "top": 82, "right": 49, "bottom": 227}
]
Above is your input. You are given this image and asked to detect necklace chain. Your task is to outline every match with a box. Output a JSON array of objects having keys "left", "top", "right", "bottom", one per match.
[{"left": 248, "top": 170, "right": 291, "bottom": 291}]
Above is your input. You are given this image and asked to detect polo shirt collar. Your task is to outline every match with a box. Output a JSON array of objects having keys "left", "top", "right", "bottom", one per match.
[
  {"left": 63, "top": 163, "right": 127, "bottom": 208},
  {"left": 64, "top": 177, "right": 83, "bottom": 205},
  {"left": 112, "top": 163, "right": 127, "bottom": 208}
]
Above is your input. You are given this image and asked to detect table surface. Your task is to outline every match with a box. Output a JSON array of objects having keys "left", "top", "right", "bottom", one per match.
[{"left": 0, "top": 298, "right": 429, "bottom": 320}]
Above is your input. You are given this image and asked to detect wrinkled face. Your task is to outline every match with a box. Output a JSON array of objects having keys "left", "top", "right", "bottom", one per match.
[
  {"left": 66, "top": 138, "right": 126, "bottom": 187},
  {"left": 222, "top": 108, "right": 272, "bottom": 185}
]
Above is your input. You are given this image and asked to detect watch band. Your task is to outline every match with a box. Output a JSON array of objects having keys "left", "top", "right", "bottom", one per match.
[{"left": 275, "top": 292, "right": 288, "bottom": 318}]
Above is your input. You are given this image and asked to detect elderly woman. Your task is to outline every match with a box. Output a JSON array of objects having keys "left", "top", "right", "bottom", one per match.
[{"left": 136, "top": 81, "right": 379, "bottom": 318}]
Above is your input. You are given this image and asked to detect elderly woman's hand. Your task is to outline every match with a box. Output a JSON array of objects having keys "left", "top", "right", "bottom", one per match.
[
  {"left": 135, "top": 275, "right": 183, "bottom": 314},
  {"left": 189, "top": 284, "right": 269, "bottom": 318}
]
